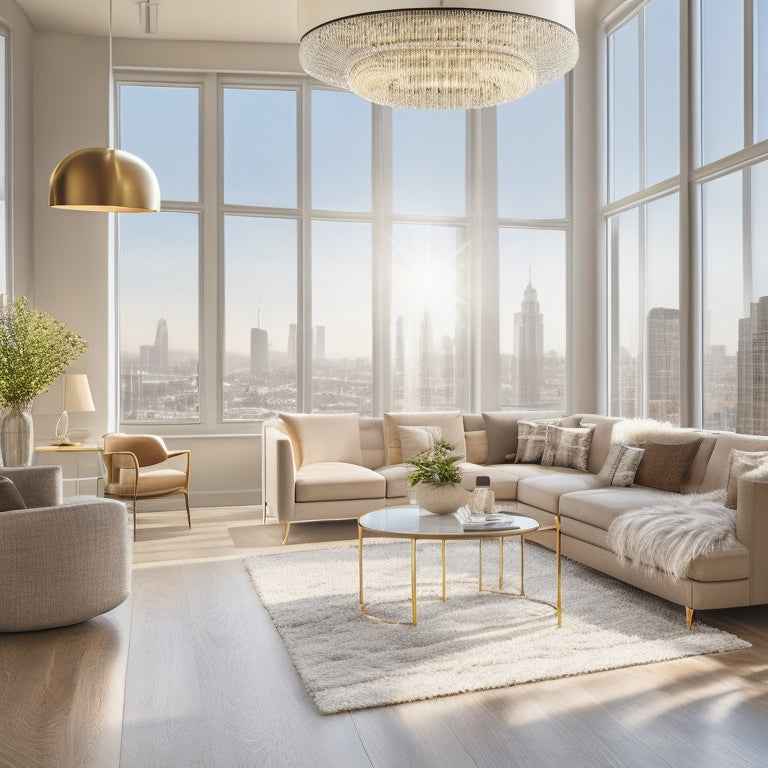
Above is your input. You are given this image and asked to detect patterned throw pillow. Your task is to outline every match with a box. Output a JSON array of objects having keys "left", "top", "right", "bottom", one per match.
[
  {"left": 611, "top": 445, "right": 645, "bottom": 487},
  {"left": 514, "top": 421, "right": 550, "bottom": 464},
  {"left": 541, "top": 425, "right": 594, "bottom": 472},
  {"left": 398, "top": 425, "right": 442, "bottom": 462},
  {"left": 722, "top": 449, "right": 768, "bottom": 509},
  {"left": 597, "top": 443, "right": 645, "bottom": 486}
]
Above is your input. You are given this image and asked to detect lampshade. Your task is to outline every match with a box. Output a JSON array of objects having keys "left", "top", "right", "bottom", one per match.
[
  {"left": 298, "top": 1, "right": 579, "bottom": 110},
  {"left": 63, "top": 374, "right": 96, "bottom": 413},
  {"left": 49, "top": 148, "right": 161, "bottom": 212}
]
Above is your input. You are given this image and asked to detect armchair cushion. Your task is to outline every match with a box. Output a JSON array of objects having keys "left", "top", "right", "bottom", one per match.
[
  {"left": 0, "top": 476, "right": 26, "bottom": 512},
  {"left": 112, "top": 467, "right": 188, "bottom": 497}
]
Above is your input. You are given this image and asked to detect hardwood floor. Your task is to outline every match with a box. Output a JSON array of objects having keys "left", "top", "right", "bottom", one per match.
[{"left": 2, "top": 506, "right": 768, "bottom": 768}]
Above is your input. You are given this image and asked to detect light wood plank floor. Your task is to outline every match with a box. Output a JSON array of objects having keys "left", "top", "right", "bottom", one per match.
[{"left": 2, "top": 505, "right": 768, "bottom": 768}]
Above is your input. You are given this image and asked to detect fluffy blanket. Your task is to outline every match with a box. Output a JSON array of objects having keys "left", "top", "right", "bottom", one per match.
[{"left": 607, "top": 491, "right": 737, "bottom": 579}]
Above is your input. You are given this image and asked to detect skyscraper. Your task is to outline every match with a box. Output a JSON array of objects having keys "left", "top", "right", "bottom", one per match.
[
  {"left": 140, "top": 318, "right": 168, "bottom": 370},
  {"left": 737, "top": 296, "right": 768, "bottom": 434},
  {"left": 313, "top": 325, "right": 326, "bottom": 360},
  {"left": 250, "top": 328, "right": 268, "bottom": 373},
  {"left": 514, "top": 279, "right": 544, "bottom": 406},
  {"left": 647, "top": 307, "right": 680, "bottom": 423}
]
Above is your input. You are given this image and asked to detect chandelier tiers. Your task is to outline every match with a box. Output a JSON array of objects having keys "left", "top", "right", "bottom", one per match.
[{"left": 298, "top": 1, "right": 579, "bottom": 110}]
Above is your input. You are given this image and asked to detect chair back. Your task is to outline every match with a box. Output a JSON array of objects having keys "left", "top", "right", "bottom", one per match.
[{"left": 103, "top": 433, "right": 170, "bottom": 468}]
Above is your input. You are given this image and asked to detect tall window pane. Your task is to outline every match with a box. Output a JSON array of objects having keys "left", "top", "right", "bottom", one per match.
[
  {"left": 311, "top": 221, "right": 372, "bottom": 414},
  {"left": 700, "top": 0, "right": 744, "bottom": 165},
  {"left": 393, "top": 110, "right": 465, "bottom": 217},
  {"left": 498, "top": 79, "right": 565, "bottom": 219},
  {"left": 119, "top": 213, "right": 199, "bottom": 422},
  {"left": 702, "top": 172, "right": 742, "bottom": 430},
  {"left": 609, "top": 17, "right": 640, "bottom": 201},
  {"left": 0, "top": 34, "right": 6, "bottom": 296},
  {"left": 646, "top": 194, "right": 680, "bottom": 423},
  {"left": 755, "top": 0, "right": 768, "bottom": 143},
  {"left": 119, "top": 84, "right": 199, "bottom": 202},
  {"left": 609, "top": 210, "right": 641, "bottom": 417},
  {"left": 645, "top": 0, "right": 679, "bottom": 186},
  {"left": 223, "top": 216, "right": 297, "bottom": 420},
  {"left": 391, "top": 224, "right": 469, "bottom": 411},
  {"left": 311, "top": 90, "right": 371, "bottom": 212},
  {"left": 223, "top": 88, "right": 297, "bottom": 208},
  {"left": 499, "top": 229, "right": 567, "bottom": 410}
]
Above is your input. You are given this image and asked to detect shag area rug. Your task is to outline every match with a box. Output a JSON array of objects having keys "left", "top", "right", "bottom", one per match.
[{"left": 244, "top": 540, "right": 750, "bottom": 714}]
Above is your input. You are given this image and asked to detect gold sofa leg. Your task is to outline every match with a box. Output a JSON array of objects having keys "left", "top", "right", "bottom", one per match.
[
  {"left": 685, "top": 606, "right": 694, "bottom": 630},
  {"left": 282, "top": 522, "right": 291, "bottom": 545}
]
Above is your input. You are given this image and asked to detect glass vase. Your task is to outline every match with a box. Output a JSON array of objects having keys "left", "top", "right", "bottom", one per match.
[{"left": 1, "top": 402, "right": 34, "bottom": 467}]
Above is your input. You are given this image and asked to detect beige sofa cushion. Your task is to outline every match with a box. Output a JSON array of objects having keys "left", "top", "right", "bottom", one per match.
[
  {"left": 383, "top": 411, "right": 466, "bottom": 465},
  {"left": 398, "top": 425, "right": 441, "bottom": 461},
  {"left": 459, "top": 464, "right": 524, "bottom": 500},
  {"left": 559, "top": 487, "right": 678, "bottom": 531},
  {"left": 295, "top": 462, "right": 385, "bottom": 503},
  {"left": 464, "top": 430, "right": 489, "bottom": 464},
  {"left": 376, "top": 464, "right": 410, "bottom": 499},
  {"left": 481, "top": 411, "right": 561, "bottom": 464},
  {"left": 280, "top": 413, "right": 363, "bottom": 468},
  {"left": 517, "top": 472, "right": 604, "bottom": 514}
]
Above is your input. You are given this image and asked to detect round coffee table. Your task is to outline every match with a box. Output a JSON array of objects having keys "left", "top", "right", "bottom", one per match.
[{"left": 358, "top": 506, "right": 561, "bottom": 627}]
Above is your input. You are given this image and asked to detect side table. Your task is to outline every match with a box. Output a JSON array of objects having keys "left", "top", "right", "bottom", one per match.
[{"left": 34, "top": 442, "right": 105, "bottom": 495}]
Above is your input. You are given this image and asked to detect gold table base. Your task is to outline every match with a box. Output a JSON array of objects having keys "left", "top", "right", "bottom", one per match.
[{"left": 358, "top": 516, "right": 561, "bottom": 627}]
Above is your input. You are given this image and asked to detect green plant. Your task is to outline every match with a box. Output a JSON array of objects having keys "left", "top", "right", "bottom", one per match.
[
  {"left": 405, "top": 438, "right": 464, "bottom": 488},
  {"left": 0, "top": 296, "right": 88, "bottom": 408}
]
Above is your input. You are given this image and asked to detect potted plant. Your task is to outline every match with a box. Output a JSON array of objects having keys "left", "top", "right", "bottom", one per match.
[
  {"left": 0, "top": 296, "right": 88, "bottom": 466},
  {"left": 405, "top": 438, "right": 469, "bottom": 514}
]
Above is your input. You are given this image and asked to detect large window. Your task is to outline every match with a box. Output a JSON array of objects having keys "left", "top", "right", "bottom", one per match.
[
  {"left": 118, "top": 74, "right": 571, "bottom": 429},
  {"left": 605, "top": 0, "right": 768, "bottom": 432},
  {"left": 118, "top": 83, "right": 201, "bottom": 423},
  {"left": 0, "top": 32, "right": 7, "bottom": 296}
]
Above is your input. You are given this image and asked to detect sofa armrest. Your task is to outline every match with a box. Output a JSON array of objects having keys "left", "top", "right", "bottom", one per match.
[
  {"left": 0, "top": 465, "right": 63, "bottom": 507},
  {"left": 263, "top": 425, "right": 296, "bottom": 522},
  {"left": 737, "top": 472, "right": 768, "bottom": 604},
  {"left": 0, "top": 498, "right": 131, "bottom": 631}
]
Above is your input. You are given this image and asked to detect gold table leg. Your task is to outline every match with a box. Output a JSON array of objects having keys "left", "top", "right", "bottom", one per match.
[{"left": 358, "top": 523, "right": 364, "bottom": 607}]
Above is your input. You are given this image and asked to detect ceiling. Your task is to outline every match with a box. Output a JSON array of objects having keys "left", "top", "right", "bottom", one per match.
[
  {"left": 13, "top": 1, "right": 599, "bottom": 45},
  {"left": 14, "top": 0, "right": 300, "bottom": 43}
]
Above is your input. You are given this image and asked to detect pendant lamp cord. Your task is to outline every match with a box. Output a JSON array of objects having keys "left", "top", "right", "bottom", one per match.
[{"left": 108, "top": 0, "right": 114, "bottom": 149}]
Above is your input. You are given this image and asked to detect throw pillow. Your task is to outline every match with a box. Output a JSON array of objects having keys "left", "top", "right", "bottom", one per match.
[
  {"left": 398, "top": 425, "right": 442, "bottom": 462},
  {"left": 611, "top": 445, "right": 645, "bottom": 487},
  {"left": 722, "top": 449, "right": 768, "bottom": 509},
  {"left": 279, "top": 412, "right": 363, "bottom": 468},
  {"left": 597, "top": 442, "right": 624, "bottom": 485},
  {"left": 482, "top": 412, "right": 523, "bottom": 464},
  {"left": 464, "top": 430, "right": 489, "bottom": 465},
  {"left": 514, "top": 421, "right": 550, "bottom": 464},
  {"left": 0, "top": 476, "right": 26, "bottom": 512},
  {"left": 633, "top": 439, "right": 703, "bottom": 493},
  {"left": 382, "top": 411, "right": 466, "bottom": 465},
  {"left": 541, "top": 425, "right": 594, "bottom": 472}
]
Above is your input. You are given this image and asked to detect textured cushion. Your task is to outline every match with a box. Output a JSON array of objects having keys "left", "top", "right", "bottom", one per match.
[
  {"left": 0, "top": 476, "right": 26, "bottom": 512},
  {"left": 110, "top": 467, "right": 187, "bottom": 497},
  {"left": 514, "top": 421, "right": 550, "bottom": 464},
  {"left": 541, "top": 425, "right": 594, "bottom": 472},
  {"left": 398, "top": 425, "right": 441, "bottom": 461},
  {"left": 722, "top": 449, "right": 768, "bottom": 509},
  {"left": 280, "top": 412, "right": 363, "bottom": 468},
  {"left": 464, "top": 430, "right": 489, "bottom": 465},
  {"left": 383, "top": 411, "right": 466, "bottom": 465},
  {"left": 597, "top": 443, "right": 645, "bottom": 487},
  {"left": 633, "top": 439, "right": 703, "bottom": 493}
]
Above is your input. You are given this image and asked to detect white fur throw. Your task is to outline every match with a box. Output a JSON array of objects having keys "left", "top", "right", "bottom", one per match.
[{"left": 606, "top": 491, "right": 737, "bottom": 579}]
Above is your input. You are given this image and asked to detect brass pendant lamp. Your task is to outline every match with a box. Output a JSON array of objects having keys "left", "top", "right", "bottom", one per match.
[{"left": 48, "top": 0, "right": 160, "bottom": 212}]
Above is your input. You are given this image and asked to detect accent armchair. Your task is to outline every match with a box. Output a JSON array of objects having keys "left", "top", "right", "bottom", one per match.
[
  {"left": 0, "top": 465, "right": 131, "bottom": 632},
  {"left": 101, "top": 433, "right": 191, "bottom": 539}
]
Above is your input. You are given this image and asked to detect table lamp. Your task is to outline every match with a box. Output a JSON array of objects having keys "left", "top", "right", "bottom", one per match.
[{"left": 55, "top": 374, "right": 96, "bottom": 445}]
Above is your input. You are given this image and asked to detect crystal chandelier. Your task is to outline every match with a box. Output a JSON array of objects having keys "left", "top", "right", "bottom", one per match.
[{"left": 298, "top": 1, "right": 579, "bottom": 110}]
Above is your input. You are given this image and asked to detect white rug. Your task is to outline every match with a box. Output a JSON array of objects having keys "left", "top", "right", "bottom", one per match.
[{"left": 244, "top": 540, "right": 750, "bottom": 714}]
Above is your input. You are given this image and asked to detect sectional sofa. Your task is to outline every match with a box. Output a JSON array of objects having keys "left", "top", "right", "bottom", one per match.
[{"left": 262, "top": 410, "right": 768, "bottom": 626}]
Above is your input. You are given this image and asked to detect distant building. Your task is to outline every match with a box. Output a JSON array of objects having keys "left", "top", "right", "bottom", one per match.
[
  {"left": 647, "top": 307, "right": 680, "bottom": 423},
  {"left": 313, "top": 325, "right": 326, "bottom": 360},
  {"left": 250, "top": 327, "right": 268, "bottom": 373},
  {"left": 514, "top": 280, "right": 544, "bottom": 406},
  {"left": 288, "top": 323, "right": 297, "bottom": 361},
  {"left": 737, "top": 296, "right": 768, "bottom": 434},
  {"left": 140, "top": 318, "right": 168, "bottom": 370}
]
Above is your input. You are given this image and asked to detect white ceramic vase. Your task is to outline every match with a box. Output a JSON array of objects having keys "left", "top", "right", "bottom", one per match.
[
  {"left": 413, "top": 482, "right": 469, "bottom": 515},
  {"left": 0, "top": 402, "right": 34, "bottom": 467}
]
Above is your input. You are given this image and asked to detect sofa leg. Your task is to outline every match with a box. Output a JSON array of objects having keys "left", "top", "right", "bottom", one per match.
[
  {"left": 282, "top": 522, "right": 291, "bottom": 545},
  {"left": 685, "top": 606, "right": 694, "bottom": 630}
]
